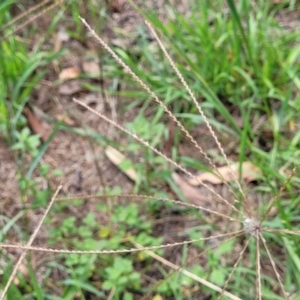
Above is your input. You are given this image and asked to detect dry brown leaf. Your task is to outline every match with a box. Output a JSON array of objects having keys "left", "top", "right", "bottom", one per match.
[
  {"left": 171, "top": 173, "right": 207, "bottom": 205},
  {"left": 82, "top": 61, "right": 100, "bottom": 76},
  {"left": 24, "top": 107, "right": 49, "bottom": 142},
  {"left": 107, "top": 0, "right": 125, "bottom": 13},
  {"left": 55, "top": 114, "right": 76, "bottom": 126},
  {"left": 58, "top": 67, "right": 80, "bottom": 80},
  {"left": 13, "top": 263, "right": 28, "bottom": 285},
  {"left": 54, "top": 28, "right": 70, "bottom": 53},
  {"left": 187, "top": 162, "right": 261, "bottom": 186},
  {"left": 79, "top": 93, "right": 98, "bottom": 106},
  {"left": 105, "top": 146, "right": 138, "bottom": 182},
  {"left": 289, "top": 119, "right": 295, "bottom": 132},
  {"left": 58, "top": 80, "right": 83, "bottom": 95}
]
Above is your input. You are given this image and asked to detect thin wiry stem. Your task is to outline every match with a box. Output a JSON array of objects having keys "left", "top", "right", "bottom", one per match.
[
  {"left": 0, "top": 185, "right": 62, "bottom": 300},
  {"left": 138, "top": 233, "right": 244, "bottom": 300},
  {"left": 218, "top": 236, "right": 252, "bottom": 300},
  {"left": 2, "top": 1, "right": 61, "bottom": 41},
  {"left": 145, "top": 20, "right": 247, "bottom": 209},
  {"left": 262, "top": 228, "right": 300, "bottom": 236},
  {"left": 135, "top": 242, "right": 243, "bottom": 300},
  {"left": 259, "top": 233, "right": 288, "bottom": 300},
  {"left": 74, "top": 98, "right": 244, "bottom": 219},
  {"left": 256, "top": 233, "right": 262, "bottom": 300},
  {"left": 1, "top": 0, "right": 51, "bottom": 31},
  {"left": 78, "top": 17, "right": 246, "bottom": 219},
  {"left": 0, "top": 230, "right": 245, "bottom": 255},
  {"left": 261, "top": 161, "right": 300, "bottom": 223},
  {"left": 57, "top": 192, "right": 242, "bottom": 223}
]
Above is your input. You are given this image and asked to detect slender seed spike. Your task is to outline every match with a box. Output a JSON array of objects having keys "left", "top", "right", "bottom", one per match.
[
  {"left": 0, "top": 230, "right": 245, "bottom": 254},
  {"left": 74, "top": 97, "right": 245, "bottom": 219},
  {"left": 78, "top": 17, "right": 246, "bottom": 218},
  {"left": 145, "top": 20, "right": 247, "bottom": 206}
]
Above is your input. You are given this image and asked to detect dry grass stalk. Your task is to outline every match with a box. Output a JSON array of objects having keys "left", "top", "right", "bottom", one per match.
[
  {"left": 78, "top": 17, "right": 246, "bottom": 219},
  {"left": 0, "top": 185, "right": 62, "bottom": 300},
  {"left": 2, "top": 0, "right": 61, "bottom": 40}
]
